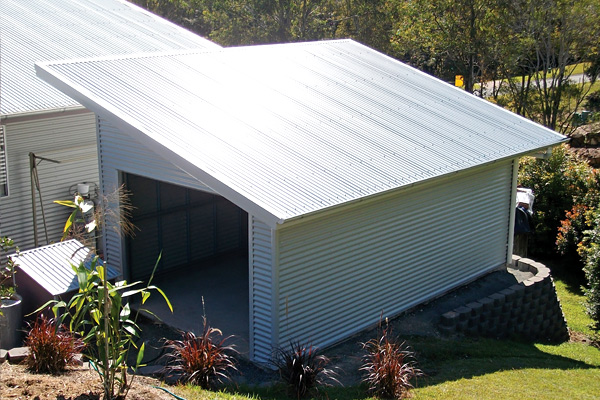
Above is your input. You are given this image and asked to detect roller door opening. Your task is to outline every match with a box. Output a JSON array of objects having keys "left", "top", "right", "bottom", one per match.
[{"left": 124, "top": 173, "right": 248, "bottom": 281}]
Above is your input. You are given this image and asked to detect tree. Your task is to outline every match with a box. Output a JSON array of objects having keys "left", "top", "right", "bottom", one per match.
[
  {"left": 499, "top": 0, "right": 600, "bottom": 133},
  {"left": 333, "top": 0, "right": 397, "bottom": 54},
  {"left": 132, "top": 0, "right": 339, "bottom": 46},
  {"left": 390, "top": 0, "right": 502, "bottom": 93}
]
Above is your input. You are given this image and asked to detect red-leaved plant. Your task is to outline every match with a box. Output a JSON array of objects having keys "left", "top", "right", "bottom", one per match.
[
  {"left": 163, "top": 317, "right": 238, "bottom": 389},
  {"left": 25, "top": 315, "right": 84, "bottom": 374},
  {"left": 271, "top": 340, "right": 339, "bottom": 399},
  {"left": 360, "top": 320, "right": 422, "bottom": 399}
]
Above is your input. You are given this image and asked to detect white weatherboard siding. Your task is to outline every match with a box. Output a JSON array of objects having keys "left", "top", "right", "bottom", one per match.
[
  {"left": 249, "top": 216, "right": 276, "bottom": 362},
  {"left": 97, "top": 117, "right": 215, "bottom": 274},
  {"left": 275, "top": 160, "right": 514, "bottom": 349},
  {"left": 1, "top": 0, "right": 220, "bottom": 257},
  {"left": 0, "top": 111, "right": 99, "bottom": 249}
]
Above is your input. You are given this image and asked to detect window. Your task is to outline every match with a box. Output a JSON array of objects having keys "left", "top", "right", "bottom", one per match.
[{"left": 0, "top": 125, "right": 8, "bottom": 197}]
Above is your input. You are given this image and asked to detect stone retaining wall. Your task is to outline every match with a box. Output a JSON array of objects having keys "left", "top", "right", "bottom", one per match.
[{"left": 439, "top": 256, "right": 569, "bottom": 342}]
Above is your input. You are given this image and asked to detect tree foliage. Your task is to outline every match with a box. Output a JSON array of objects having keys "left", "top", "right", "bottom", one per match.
[
  {"left": 132, "top": 0, "right": 599, "bottom": 133},
  {"left": 391, "top": 0, "right": 501, "bottom": 94},
  {"left": 497, "top": 0, "right": 600, "bottom": 133},
  {"left": 131, "top": 0, "right": 396, "bottom": 48}
]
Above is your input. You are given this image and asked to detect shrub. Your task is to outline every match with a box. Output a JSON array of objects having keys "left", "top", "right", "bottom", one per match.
[
  {"left": 271, "top": 341, "right": 338, "bottom": 399},
  {"left": 557, "top": 204, "right": 593, "bottom": 260},
  {"left": 360, "top": 323, "right": 422, "bottom": 399},
  {"left": 25, "top": 315, "right": 84, "bottom": 374},
  {"left": 578, "top": 209, "right": 600, "bottom": 329},
  {"left": 163, "top": 317, "right": 238, "bottom": 389},
  {"left": 0, "top": 237, "right": 18, "bottom": 300},
  {"left": 518, "top": 145, "right": 600, "bottom": 258}
]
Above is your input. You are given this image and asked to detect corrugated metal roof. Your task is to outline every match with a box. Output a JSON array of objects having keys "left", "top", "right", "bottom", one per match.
[
  {"left": 8, "top": 239, "right": 118, "bottom": 296},
  {"left": 0, "top": 0, "right": 220, "bottom": 116},
  {"left": 35, "top": 40, "right": 567, "bottom": 226}
]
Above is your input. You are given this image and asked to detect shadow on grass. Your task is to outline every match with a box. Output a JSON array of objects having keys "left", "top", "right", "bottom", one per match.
[
  {"left": 537, "top": 255, "right": 586, "bottom": 295},
  {"left": 229, "top": 383, "right": 366, "bottom": 400},
  {"left": 218, "top": 336, "right": 599, "bottom": 400},
  {"left": 408, "top": 336, "right": 598, "bottom": 389}
]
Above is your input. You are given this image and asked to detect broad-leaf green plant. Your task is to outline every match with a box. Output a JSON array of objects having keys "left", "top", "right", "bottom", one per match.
[
  {"left": 40, "top": 254, "right": 171, "bottom": 400},
  {"left": 55, "top": 194, "right": 98, "bottom": 243},
  {"left": 576, "top": 209, "right": 600, "bottom": 330},
  {"left": 37, "top": 189, "right": 172, "bottom": 400}
]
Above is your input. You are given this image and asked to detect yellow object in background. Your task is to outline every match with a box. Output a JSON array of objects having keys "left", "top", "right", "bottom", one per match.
[{"left": 455, "top": 75, "right": 464, "bottom": 87}]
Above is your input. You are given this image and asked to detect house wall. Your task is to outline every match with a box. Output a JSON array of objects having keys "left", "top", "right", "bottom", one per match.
[
  {"left": 0, "top": 110, "right": 99, "bottom": 251},
  {"left": 97, "top": 116, "right": 215, "bottom": 274},
  {"left": 273, "top": 159, "right": 515, "bottom": 351}
]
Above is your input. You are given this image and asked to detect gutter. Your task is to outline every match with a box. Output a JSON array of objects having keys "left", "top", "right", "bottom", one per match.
[{"left": 0, "top": 105, "right": 88, "bottom": 123}]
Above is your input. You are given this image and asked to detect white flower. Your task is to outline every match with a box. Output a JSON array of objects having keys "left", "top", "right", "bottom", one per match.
[{"left": 85, "top": 220, "right": 97, "bottom": 232}]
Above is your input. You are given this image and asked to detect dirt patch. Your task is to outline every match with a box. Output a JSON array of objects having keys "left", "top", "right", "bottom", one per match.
[{"left": 0, "top": 361, "right": 177, "bottom": 400}]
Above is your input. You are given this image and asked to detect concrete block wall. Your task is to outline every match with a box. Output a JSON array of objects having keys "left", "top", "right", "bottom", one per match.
[{"left": 439, "top": 256, "right": 569, "bottom": 343}]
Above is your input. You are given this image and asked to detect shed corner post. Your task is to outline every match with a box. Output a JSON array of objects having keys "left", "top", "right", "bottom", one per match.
[
  {"left": 270, "top": 224, "right": 280, "bottom": 359},
  {"left": 248, "top": 215, "right": 279, "bottom": 365},
  {"left": 506, "top": 157, "right": 519, "bottom": 266}
]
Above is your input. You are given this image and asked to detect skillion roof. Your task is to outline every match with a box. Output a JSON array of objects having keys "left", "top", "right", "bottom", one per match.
[
  {"left": 0, "top": 0, "right": 219, "bottom": 116},
  {"left": 9, "top": 239, "right": 118, "bottom": 296},
  {"left": 36, "top": 40, "right": 567, "bottom": 226}
]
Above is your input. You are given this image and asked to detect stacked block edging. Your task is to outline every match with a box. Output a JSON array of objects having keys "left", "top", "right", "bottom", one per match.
[{"left": 439, "top": 256, "right": 569, "bottom": 342}]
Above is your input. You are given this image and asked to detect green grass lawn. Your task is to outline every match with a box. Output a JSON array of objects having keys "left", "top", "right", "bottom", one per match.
[
  {"left": 407, "top": 272, "right": 600, "bottom": 399},
  {"left": 554, "top": 277, "right": 595, "bottom": 337},
  {"left": 169, "top": 272, "right": 600, "bottom": 400}
]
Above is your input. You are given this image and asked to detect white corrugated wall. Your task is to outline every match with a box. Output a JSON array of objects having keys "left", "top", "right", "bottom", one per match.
[
  {"left": 249, "top": 216, "right": 276, "bottom": 363},
  {"left": 0, "top": 110, "right": 99, "bottom": 251},
  {"left": 274, "top": 160, "right": 514, "bottom": 350},
  {"left": 97, "top": 116, "right": 215, "bottom": 275},
  {"left": 97, "top": 115, "right": 517, "bottom": 362}
]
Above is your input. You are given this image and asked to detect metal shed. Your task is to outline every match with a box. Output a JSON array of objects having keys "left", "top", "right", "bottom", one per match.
[{"left": 36, "top": 40, "right": 567, "bottom": 363}]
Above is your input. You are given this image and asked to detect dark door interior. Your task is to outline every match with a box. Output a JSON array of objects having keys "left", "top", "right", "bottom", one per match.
[{"left": 125, "top": 173, "right": 248, "bottom": 280}]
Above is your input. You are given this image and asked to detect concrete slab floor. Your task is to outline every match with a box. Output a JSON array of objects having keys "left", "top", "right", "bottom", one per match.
[{"left": 135, "top": 252, "right": 250, "bottom": 356}]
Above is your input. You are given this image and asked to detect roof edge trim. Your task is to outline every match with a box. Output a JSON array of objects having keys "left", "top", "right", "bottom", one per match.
[{"left": 1, "top": 105, "right": 87, "bottom": 122}]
